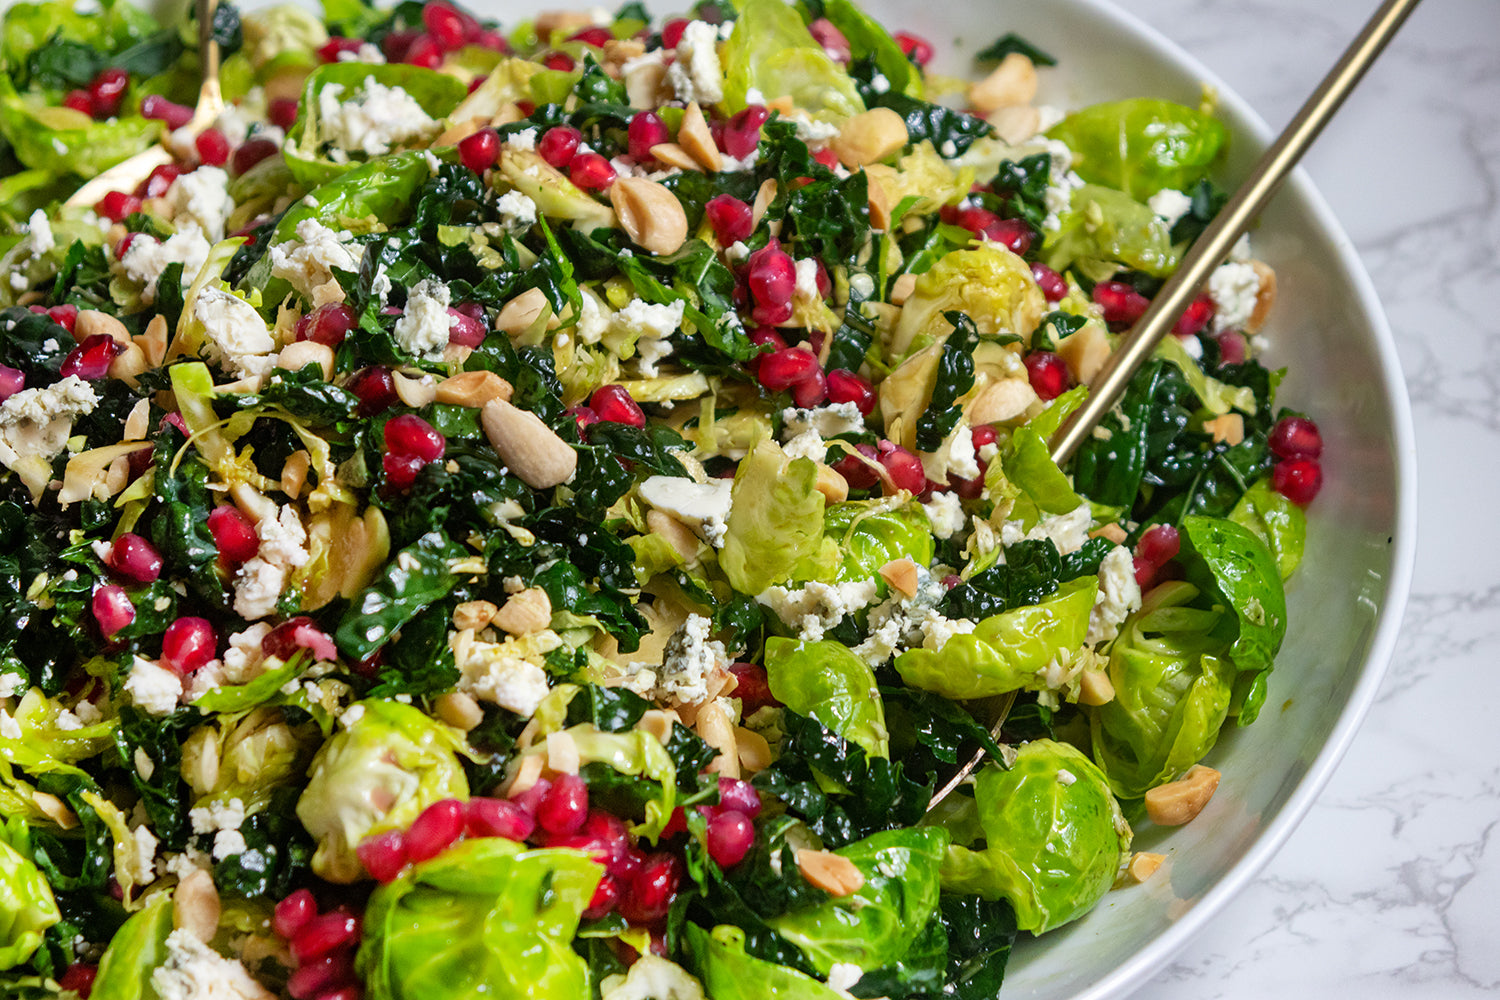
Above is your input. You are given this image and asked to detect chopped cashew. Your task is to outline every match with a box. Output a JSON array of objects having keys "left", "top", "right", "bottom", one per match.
[
  {"left": 796, "top": 849, "right": 865, "bottom": 896},
  {"left": 1144, "top": 764, "right": 1221, "bottom": 826}
]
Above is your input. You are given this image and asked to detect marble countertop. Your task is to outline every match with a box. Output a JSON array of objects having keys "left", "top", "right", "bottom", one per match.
[{"left": 1108, "top": 0, "right": 1500, "bottom": 996}]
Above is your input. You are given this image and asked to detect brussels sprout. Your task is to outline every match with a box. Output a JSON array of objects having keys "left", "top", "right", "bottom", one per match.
[
  {"left": 886, "top": 245, "right": 1046, "bottom": 362},
  {"left": 894, "top": 577, "right": 1097, "bottom": 700},
  {"left": 295, "top": 700, "right": 470, "bottom": 883},
  {"left": 764, "top": 638, "right": 889, "bottom": 758},
  {"left": 823, "top": 499, "right": 934, "bottom": 588},
  {"left": 767, "top": 828, "right": 948, "bottom": 974},
  {"left": 719, "top": 440, "right": 840, "bottom": 596},
  {"left": 357, "top": 838, "right": 601, "bottom": 1000},
  {"left": 89, "top": 891, "right": 173, "bottom": 1000},
  {"left": 1230, "top": 478, "right": 1306, "bottom": 582},
  {"left": 0, "top": 832, "right": 59, "bottom": 970},
  {"left": 1043, "top": 184, "right": 1179, "bottom": 280},
  {"left": 601, "top": 954, "right": 707, "bottom": 1000},
  {"left": 720, "top": 0, "right": 864, "bottom": 120},
  {"left": 681, "top": 923, "right": 846, "bottom": 1000},
  {"left": 1088, "top": 580, "right": 1234, "bottom": 799},
  {"left": 1156, "top": 335, "right": 1258, "bottom": 417},
  {"left": 240, "top": 4, "right": 329, "bottom": 69},
  {"left": 1046, "top": 98, "right": 1229, "bottom": 200},
  {"left": 939, "top": 740, "right": 1130, "bottom": 933},
  {"left": 1002, "top": 426, "right": 1082, "bottom": 517},
  {"left": 507, "top": 724, "right": 679, "bottom": 840}
]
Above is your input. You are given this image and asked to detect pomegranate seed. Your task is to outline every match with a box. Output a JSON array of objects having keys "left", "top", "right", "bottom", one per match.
[
  {"left": 808, "top": 18, "right": 851, "bottom": 62},
  {"left": 717, "top": 777, "right": 761, "bottom": 818},
  {"left": 0, "top": 365, "right": 23, "bottom": 402},
  {"left": 619, "top": 853, "right": 682, "bottom": 924},
  {"left": 1093, "top": 280, "right": 1150, "bottom": 326},
  {"left": 568, "top": 151, "right": 616, "bottom": 190},
  {"left": 825, "top": 369, "right": 875, "bottom": 415},
  {"left": 1135, "top": 524, "right": 1180, "bottom": 568},
  {"left": 208, "top": 505, "right": 259, "bottom": 564},
  {"left": 1272, "top": 458, "right": 1322, "bottom": 506},
  {"left": 161, "top": 617, "right": 216, "bottom": 673},
  {"left": 467, "top": 75, "right": 488, "bottom": 93},
  {"left": 567, "top": 405, "right": 599, "bottom": 433},
  {"left": 746, "top": 241, "right": 796, "bottom": 307},
  {"left": 756, "top": 348, "right": 820, "bottom": 393},
  {"left": 456, "top": 128, "right": 499, "bottom": 174},
  {"left": 543, "top": 51, "right": 575, "bottom": 72},
  {"left": 895, "top": 31, "right": 933, "bottom": 66},
  {"left": 811, "top": 148, "right": 840, "bottom": 171},
  {"left": 508, "top": 776, "right": 551, "bottom": 815},
  {"left": 662, "top": 808, "right": 688, "bottom": 839},
  {"left": 951, "top": 206, "right": 1002, "bottom": 237},
  {"left": 138, "top": 163, "right": 182, "bottom": 199},
  {"left": 705, "top": 194, "right": 754, "bottom": 245},
  {"left": 287, "top": 951, "right": 356, "bottom": 1000},
  {"left": 541, "top": 810, "right": 633, "bottom": 871},
  {"left": 747, "top": 326, "right": 788, "bottom": 363},
  {"left": 115, "top": 232, "right": 147, "bottom": 261},
  {"left": 405, "top": 35, "right": 444, "bottom": 68},
  {"left": 423, "top": 2, "right": 469, "bottom": 49},
  {"left": 475, "top": 29, "right": 510, "bottom": 52},
  {"left": 290, "top": 909, "right": 360, "bottom": 964},
  {"left": 261, "top": 616, "right": 337, "bottom": 664},
  {"left": 61, "top": 334, "right": 124, "bottom": 380},
  {"left": 445, "top": 308, "right": 486, "bottom": 347},
  {"left": 832, "top": 443, "right": 881, "bottom": 490},
  {"left": 751, "top": 300, "right": 793, "bottom": 326},
  {"left": 466, "top": 797, "right": 536, "bottom": 841},
  {"left": 107, "top": 533, "right": 163, "bottom": 583},
  {"left": 357, "top": 830, "right": 408, "bottom": 882},
  {"left": 95, "top": 190, "right": 142, "bottom": 222},
  {"left": 790, "top": 368, "right": 828, "bottom": 408},
  {"left": 293, "top": 303, "right": 353, "bottom": 347},
  {"left": 1214, "top": 330, "right": 1247, "bottom": 365},
  {"left": 878, "top": 444, "right": 926, "bottom": 495},
  {"left": 141, "top": 95, "right": 194, "bottom": 130},
  {"left": 384, "top": 414, "right": 446, "bottom": 462},
  {"left": 58, "top": 964, "right": 98, "bottom": 997},
  {"left": 382, "top": 28, "right": 420, "bottom": 62},
  {"left": 1024, "top": 351, "right": 1070, "bottom": 400},
  {"left": 942, "top": 573, "right": 963, "bottom": 590},
  {"left": 706, "top": 810, "right": 755, "bottom": 867},
  {"left": 986, "top": 217, "right": 1034, "bottom": 255},
  {"left": 627, "top": 111, "right": 671, "bottom": 162},
  {"left": 590, "top": 385, "right": 646, "bottom": 428},
  {"left": 1174, "top": 293, "right": 1215, "bottom": 337},
  {"left": 570, "top": 26, "right": 613, "bottom": 47},
  {"left": 404, "top": 798, "right": 466, "bottom": 863},
  {"left": 1030, "top": 262, "right": 1068, "bottom": 301},
  {"left": 661, "top": 17, "right": 690, "bottom": 48},
  {"left": 382, "top": 452, "right": 424, "bottom": 490},
  {"left": 537, "top": 773, "right": 590, "bottom": 836},
  {"left": 92, "top": 585, "right": 135, "bottom": 638},
  {"left": 538, "top": 126, "right": 581, "bottom": 169},
  {"left": 347, "top": 366, "right": 398, "bottom": 417},
  {"left": 727, "top": 661, "right": 778, "bottom": 712},
  {"left": 317, "top": 37, "right": 360, "bottom": 62},
  {"left": 584, "top": 874, "right": 621, "bottom": 919},
  {"left": 1133, "top": 554, "right": 1158, "bottom": 589},
  {"left": 88, "top": 68, "right": 128, "bottom": 118},
  {"left": 160, "top": 412, "right": 188, "bottom": 436},
  {"left": 721, "top": 106, "right": 769, "bottom": 160},
  {"left": 971, "top": 424, "right": 997, "bottom": 449},
  {"left": 1269, "top": 416, "right": 1323, "bottom": 461},
  {"left": 194, "top": 127, "right": 231, "bottom": 166},
  {"left": 63, "top": 89, "right": 94, "bottom": 115},
  {"left": 231, "top": 138, "right": 279, "bottom": 176},
  {"left": 312, "top": 987, "right": 361, "bottom": 1000},
  {"left": 951, "top": 466, "right": 986, "bottom": 499}
]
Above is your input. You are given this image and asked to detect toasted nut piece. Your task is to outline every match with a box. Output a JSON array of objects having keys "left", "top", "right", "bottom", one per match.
[
  {"left": 108, "top": 341, "right": 148, "bottom": 385},
  {"left": 123, "top": 398, "right": 151, "bottom": 441},
  {"left": 1202, "top": 413, "right": 1245, "bottom": 446},
  {"left": 880, "top": 557, "right": 920, "bottom": 598},
  {"left": 280, "top": 449, "right": 310, "bottom": 498},
  {"left": 609, "top": 177, "right": 689, "bottom": 256},
  {"left": 1090, "top": 522, "right": 1129, "bottom": 545},
  {"left": 697, "top": 700, "right": 739, "bottom": 778},
  {"left": 1145, "top": 764, "right": 1222, "bottom": 826},
  {"left": 495, "top": 287, "right": 550, "bottom": 335},
  {"left": 864, "top": 166, "right": 895, "bottom": 230},
  {"left": 638, "top": 709, "right": 679, "bottom": 745},
  {"left": 138, "top": 314, "right": 169, "bottom": 368},
  {"left": 546, "top": 730, "right": 581, "bottom": 775},
  {"left": 277, "top": 340, "right": 335, "bottom": 380},
  {"left": 830, "top": 108, "right": 909, "bottom": 168},
  {"left": 452, "top": 600, "right": 500, "bottom": 631},
  {"left": 33, "top": 791, "right": 76, "bottom": 829},
  {"left": 482, "top": 398, "right": 579, "bottom": 489},
  {"left": 987, "top": 103, "right": 1042, "bottom": 144},
  {"left": 752, "top": 179, "right": 778, "bottom": 226},
  {"left": 174, "top": 868, "right": 221, "bottom": 943},
  {"left": 493, "top": 587, "right": 553, "bottom": 635},
  {"left": 436, "top": 370, "right": 514, "bottom": 408},
  {"left": 645, "top": 508, "right": 700, "bottom": 561},
  {"left": 1078, "top": 668, "right": 1116, "bottom": 707},
  {"left": 623, "top": 58, "right": 669, "bottom": 109},
  {"left": 736, "top": 726, "right": 773, "bottom": 773},
  {"left": 1247, "top": 260, "right": 1277, "bottom": 333},
  {"left": 1057, "top": 322, "right": 1111, "bottom": 384},
  {"left": 814, "top": 463, "right": 850, "bottom": 503},
  {"left": 74, "top": 308, "right": 131, "bottom": 346},
  {"left": 969, "top": 53, "right": 1038, "bottom": 114},
  {"left": 889, "top": 272, "right": 917, "bottom": 305},
  {"left": 393, "top": 371, "right": 439, "bottom": 409},
  {"left": 435, "top": 691, "right": 485, "bottom": 731},
  {"left": 535, "top": 9, "right": 595, "bottom": 35},
  {"left": 506, "top": 752, "right": 545, "bottom": 796},
  {"left": 679, "top": 102, "right": 722, "bottom": 172},
  {"left": 603, "top": 38, "right": 646, "bottom": 68},
  {"left": 649, "top": 142, "right": 704, "bottom": 172},
  {"left": 796, "top": 849, "right": 866, "bottom": 896},
  {"left": 104, "top": 455, "right": 130, "bottom": 496},
  {"left": 967, "top": 376, "right": 1037, "bottom": 425},
  {"left": 1122, "top": 851, "right": 1166, "bottom": 885},
  {"left": 489, "top": 103, "right": 526, "bottom": 128}
]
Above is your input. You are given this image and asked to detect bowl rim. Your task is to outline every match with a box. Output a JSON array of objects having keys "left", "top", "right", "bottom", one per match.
[{"left": 1041, "top": 1, "right": 1419, "bottom": 996}]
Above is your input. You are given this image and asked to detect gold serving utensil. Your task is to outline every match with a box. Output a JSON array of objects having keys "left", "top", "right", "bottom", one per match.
[
  {"left": 927, "top": 0, "right": 1423, "bottom": 812},
  {"left": 65, "top": 0, "right": 225, "bottom": 210}
]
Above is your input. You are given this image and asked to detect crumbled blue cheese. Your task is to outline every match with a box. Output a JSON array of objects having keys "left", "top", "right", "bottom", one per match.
[
  {"left": 119, "top": 226, "right": 212, "bottom": 304},
  {"left": 918, "top": 610, "right": 975, "bottom": 651},
  {"left": 168, "top": 167, "right": 235, "bottom": 241},
  {"left": 1147, "top": 187, "right": 1194, "bottom": 229},
  {"left": 782, "top": 430, "right": 827, "bottom": 463},
  {"left": 666, "top": 21, "right": 724, "bottom": 105},
  {"left": 123, "top": 656, "right": 183, "bottom": 716},
  {"left": 782, "top": 401, "right": 864, "bottom": 440},
  {"left": 269, "top": 218, "right": 362, "bottom": 302},
  {"left": 316, "top": 80, "right": 439, "bottom": 158},
  {"left": 0, "top": 710, "right": 20, "bottom": 740},
  {"left": 639, "top": 475, "right": 733, "bottom": 547},
  {"left": 826, "top": 962, "right": 864, "bottom": 995},
  {"left": 656, "top": 614, "right": 727, "bottom": 705},
  {"left": 1000, "top": 502, "right": 1093, "bottom": 556},
  {"left": 393, "top": 278, "right": 455, "bottom": 359},
  {"left": 918, "top": 422, "right": 979, "bottom": 483},
  {"left": 495, "top": 190, "right": 538, "bottom": 233},
  {"left": 793, "top": 116, "right": 839, "bottom": 146},
  {"left": 1086, "top": 545, "right": 1142, "bottom": 645},
  {"left": 617, "top": 298, "right": 685, "bottom": 376},
  {"left": 25, "top": 209, "right": 54, "bottom": 256},
  {"left": 0, "top": 672, "right": 23, "bottom": 700},
  {"left": 504, "top": 127, "right": 538, "bottom": 152},
  {"left": 127, "top": 825, "right": 158, "bottom": 886},
  {"left": 1038, "top": 138, "right": 1085, "bottom": 231},
  {"left": 233, "top": 506, "right": 309, "bottom": 621},
  {"left": 0, "top": 375, "right": 99, "bottom": 466},
  {"left": 756, "top": 580, "right": 879, "bottom": 642},
  {"left": 923, "top": 491, "right": 967, "bottom": 541},
  {"left": 189, "top": 797, "right": 246, "bottom": 835},
  {"left": 1208, "top": 260, "right": 1261, "bottom": 331},
  {"left": 194, "top": 288, "right": 278, "bottom": 379},
  {"left": 600, "top": 953, "right": 708, "bottom": 1000},
  {"left": 853, "top": 566, "right": 948, "bottom": 665},
  {"left": 150, "top": 929, "right": 275, "bottom": 1000},
  {"left": 451, "top": 628, "right": 558, "bottom": 716},
  {"left": 221, "top": 623, "right": 271, "bottom": 683}
]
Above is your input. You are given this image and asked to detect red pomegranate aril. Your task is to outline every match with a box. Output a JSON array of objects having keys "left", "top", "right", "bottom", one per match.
[
  {"left": 570, "top": 26, "right": 613, "bottom": 47},
  {"left": 61, "top": 335, "right": 124, "bottom": 380},
  {"left": 317, "top": 36, "right": 359, "bottom": 62},
  {"left": 466, "top": 797, "right": 536, "bottom": 841},
  {"left": 295, "top": 303, "right": 356, "bottom": 347},
  {"left": 538, "top": 126, "right": 582, "bottom": 169},
  {"left": 231, "top": 137, "right": 279, "bottom": 176},
  {"left": 620, "top": 853, "right": 682, "bottom": 924},
  {"left": 195, "top": 127, "right": 231, "bottom": 166},
  {"left": 347, "top": 366, "right": 398, "bottom": 417},
  {"left": 569, "top": 151, "right": 616, "bottom": 190},
  {"left": 458, "top": 128, "right": 500, "bottom": 173},
  {"left": 312, "top": 987, "right": 362, "bottom": 1000},
  {"left": 108, "top": 533, "right": 163, "bottom": 584},
  {"left": 287, "top": 951, "right": 356, "bottom": 1000},
  {"left": 894, "top": 30, "right": 933, "bottom": 66},
  {"left": 382, "top": 28, "right": 419, "bottom": 61},
  {"left": 627, "top": 111, "right": 671, "bottom": 163},
  {"left": 757, "top": 348, "right": 819, "bottom": 393},
  {"left": 833, "top": 444, "right": 881, "bottom": 491},
  {"left": 717, "top": 777, "right": 761, "bottom": 818},
  {"left": 476, "top": 29, "right": 510, "bottom": 53},
  {"left": 952, "top": 468, "right": 986, "bottom": 500},
  {"left": 88, "top": 68, "right": 128, "bottom": 118},
  {"left": 584, "top": 874, "right": 622, "bottom": 920},
  {"left": 1135, "top": 524, "right": 1180, "bottom": 568},
  {"left": 382, "top": 452, "right": 424, "bottom": 490},
  {"left": 952, "top": 206, "right": 1002, "bottom": 237},
  {"left": 590, "top": 384, "right": 646, "bottom": 428},
  {"left": 1174, "top": 293, "right": 1215, "bottom": 337},
  {"left": 261, "top": 616, "right": 329, "bottom": 662},
  {"left": 790, "top": 368, "right": 828, "bottom": 408},
  {"left": 139, "top": 163, "right": 183, "bottom": 199},
  {"left": 726, "top": 661, "right": 778, "bottom": 712},
  {"left": 750, "top": 300, "right": 793, "bottom": 326},
  {"left": 423, "top": 2, "right": 469, "bottom": 49},
  {"left": 986, "top": 217, "right": 1035, "bottom": 255},
  {"left": 508, "top": 776, "right": 551, "bottom": 815},
  {"left": 825, "top": 369, "right": 876, "bottom": 415},
  {"left": 808, "top": 18, "right": 851, "bottom": 62},
  {"left": 1214, "top": 330, "right": 1247, "bottom": 365},
  {"left": 746, "top": 242, "right": 796, "bottom": 306},
  {"left": 405, "top": 798, "right": 466, "bottom": 863},
  {"left": 1269, "top": 416, "right": 1323, "bottom": 461},
  {"left": 1272, "top": 458, "right": 1322, "bottom": 506},
  {"left": 722, "top": 106, "right": 769, "bottom": 159},
  {"left": 95, "top": 190, "right": 142, "bottom": 223},
  {"left": 705, "top": 194, "right": 754, "bottom": 245},
  {"left": 141, "top": 94, "right": 194, "bottom": 129},
  {"left": 661, "top": 17, "right": 690, "bottom": 48},
  {"left": 384, "top": 414, "right": 446, "bottom": 462},
  {"left": 1133, "top": 554, "right": 1158, "bottom": 589},
  {"left": 447, "top": 308, "right": 487, "bottom": 347},
  {"left": 58, "top": 964, "right": 97, "bottom": 997},
  {"left": 1093, "top": 280, "right": 1151, "bottom": 326},
  {"left": 543, "top": 51, "right": 576, "bottom": 72},
  {"left": 208, "top": 505, "right": 260, "bottom": 564},
  {"left": 290, "top": 909, "right": 360, "bottom": 964},
  {"left": 537, "top": 773, "right": 590, "bottom": 836},
  {"left": 1024, "top": 351, "right": 1070, "bottom": 401},
  {"left": 0, "top": 365, "right": 24, "bottom": 402},
  {"left": 748, "top": 326, "right": 788, "bottom": 360},
  {"left": 971, "top": 423, "right": 998, "bottom": 450},
  {"left": 64, "top": 89, "right": 94, "bottom": 115},
  {"left": 92, "top": 585, "right": 135, "bottom": 638},
  {"left": 879, "top": 444, "right": 927, "bottom": 496},
  {"left": 405, "top": 34, "right": 444, "bottom": 68},
  {"left": 161, "top": 617, "right": 216, "bottom": 674},
  {"left": 160, "top": 412, "right": 188, "bottom": 436},
  {"left": 661, "top": 807, "right": 688, "bottom": 839},
  {"left": 356, "top": 830, "right": 408, "bottom": 883},
  {"left": 567, "top": 405, "right": 598, "bottom": 433},
  {"left": 706, "top": 810, "right": 755, "bottom": 868},
  {"left": 1030, "top": 262, "right": 1068, "bottom": 301}
]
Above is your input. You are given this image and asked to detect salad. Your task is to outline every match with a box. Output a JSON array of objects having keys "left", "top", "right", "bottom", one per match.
[{"left": 0, "top": 0, "right": 1329, "bottom": 997}]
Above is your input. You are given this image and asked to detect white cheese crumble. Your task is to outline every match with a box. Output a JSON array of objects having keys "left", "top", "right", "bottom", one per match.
[
  {"left": 167, "top": 167, "right": 235, "bottom": 241},
  {"left": 617, "top": 298, "right": 685, "bottom": 374},
  {"left": 1086, "top": 545, "right": 1142, "bottom": 645},
  {"left": 151, "top": 929, "right": 274, "bottom": 1000},
  {"left": 0, "top": 710, "right": 19, "bottom": 740},
  {"left": 1000, "top": 502, "right": 1093, "bottom": 556},
  {"left": 654, "top": 613, "right": 727, "bottom": 705},
  {"left": 782, "top": 429, "right": 826, "bottom": 463},
  {"left": 639, "top": 475, "right": 733, "bottom": 547},
  {"left": 0, "top": 672, "right": 23, "bottom": 700},
  {"left": 782, "top": 401, "right": 864, "bottom": 440},
  {"left": 756, "top": 580, "right": 879, "bottom": 643},
  {"left": 123, "top": 656, "right": 183, "bottom": 715},
  {"left": 504, "top": 127, "right": 538, "bottom": 152},
  {"left": 233, "top": 506, "right": 309, "bottom": 621},
  {"left": 316, "top": 80, "right": 439, "bottom": 158},
  {"left": 495, "top": 190, "right": 538, "bottom": 233},
  {"left": 923, "top": 490, "right": 967, "bottom": 541},
  {"left": 0, "top": 374, "right": 99, "bottom": 468},
  {"left": 1147, "top": 187, "right": 1194, "bottom": 230},
  {"left": 25, "top": 209, "right": 55, "bottom": 256},
  {"left": 666, "top": 20, "right": 724, "bottom": 105},
  {"left": 451, "top": 629, "right": 558, "bottom": 716},
  {"left": 119, "top": 225, "right": 212, "bottom": 304},
  {"left": 190, "top": 797, "right": 246, "bottom": 835},
  {"left": 918, "top": 422, "right": 979, "bottom": 484},
  {"left": 194, "top": 288, "right": 278, "bottom": 379},
  {"left": 1208, "top": 260, "right": 1261, "bottom": 331},
  {"left": 269, "top": 218, "right": 362, "bottom": 301},
  {"left": 393, "top": 278, "right": 456, "bottom": 359}
]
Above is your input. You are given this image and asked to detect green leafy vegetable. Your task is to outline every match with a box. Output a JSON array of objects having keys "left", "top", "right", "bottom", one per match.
[
  {"left": 1046, "top": 98, "right": 1229, "bottom": 200},
  {"left": 764, "top": 637, "right": 888, "bottom": 758}
]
